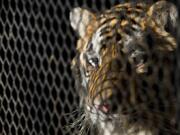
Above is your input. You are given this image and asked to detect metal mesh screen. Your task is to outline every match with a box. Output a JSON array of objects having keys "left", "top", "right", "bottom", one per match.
[{"left": 0, "top": 0, "right": 179, "bottom": 135}]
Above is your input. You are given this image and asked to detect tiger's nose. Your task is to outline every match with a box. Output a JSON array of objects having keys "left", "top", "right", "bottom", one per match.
[{"left": 89, "top": 92, "right": 121, "bottom": 114}]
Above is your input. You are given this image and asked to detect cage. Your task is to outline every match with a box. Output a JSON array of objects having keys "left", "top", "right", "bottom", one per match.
[{"left": 0, "top": 0, "right": 179, "bottom": 135}]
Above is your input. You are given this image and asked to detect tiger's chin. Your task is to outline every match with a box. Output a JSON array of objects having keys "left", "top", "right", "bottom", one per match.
[{"left": 86, "top": 105, "right": 153, "bottom": 135}]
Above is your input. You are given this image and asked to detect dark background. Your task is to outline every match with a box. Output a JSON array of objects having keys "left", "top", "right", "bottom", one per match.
[{"left": 0, "top": 0, "right": 179, "bottom": 135}]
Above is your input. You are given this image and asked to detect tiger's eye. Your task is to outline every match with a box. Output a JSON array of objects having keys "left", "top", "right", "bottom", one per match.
[
  {"left": 87, "top": 43, "right": 93, "bottom": 51},
  {"left": 88, "top": 57, "right": 99, "bottom": 68}
]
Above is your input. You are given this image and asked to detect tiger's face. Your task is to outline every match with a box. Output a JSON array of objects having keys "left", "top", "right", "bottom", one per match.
[{"left": 70, "top": 1, "right": 178, "bottom": 135}]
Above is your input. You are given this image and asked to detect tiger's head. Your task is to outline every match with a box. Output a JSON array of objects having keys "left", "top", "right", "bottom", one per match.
[{"left": 70, "top": 1, "right": 178, "bottom": 135}]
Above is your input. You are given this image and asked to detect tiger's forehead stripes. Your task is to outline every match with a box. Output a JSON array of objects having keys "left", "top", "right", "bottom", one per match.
[{"left": 113, "top": 2, "right": 147, "bottom": 9}]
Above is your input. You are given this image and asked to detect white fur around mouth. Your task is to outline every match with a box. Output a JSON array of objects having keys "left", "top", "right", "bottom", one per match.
[
  {"left": 86, "top": 104, "right": 154, "bottom": 135},
  {"left": 86, "top": 105, "right": 114, "bottom": 135}
]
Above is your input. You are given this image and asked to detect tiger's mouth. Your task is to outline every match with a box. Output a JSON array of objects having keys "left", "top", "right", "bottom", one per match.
[
  {"left": 86, "top": 103, "right": 119, "bottom": 124},
  {"left": 85, "top": 102, "right": 132, "bottom": 135},
  {"left": 95, "top": 103, "right": 111, "bottom": 114},
  {"left": 85, "top": 94, "right": 124, "bottom": 122}
]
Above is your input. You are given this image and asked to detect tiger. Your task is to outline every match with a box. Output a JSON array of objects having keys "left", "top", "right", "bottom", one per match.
[{"left": 69, "top": 1, "right": 178, "bottom": 135}]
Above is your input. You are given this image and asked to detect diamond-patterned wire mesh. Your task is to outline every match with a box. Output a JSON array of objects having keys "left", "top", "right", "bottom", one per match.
[{"left": 0, "top": 0, "right": 179, "bottom": 135}]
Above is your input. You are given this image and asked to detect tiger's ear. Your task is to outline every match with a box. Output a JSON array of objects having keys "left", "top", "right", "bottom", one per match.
[
  {"left": 70, "top": 8, "right": 96, "bottom": 37},
  {"left": 147, "top": 1, "right": 178, "bottom": 33}
]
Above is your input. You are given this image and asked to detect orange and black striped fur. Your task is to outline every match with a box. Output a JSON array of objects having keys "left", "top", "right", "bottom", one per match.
[{"left": 70, "top": 1, "right": 178, "bottom": 135}]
